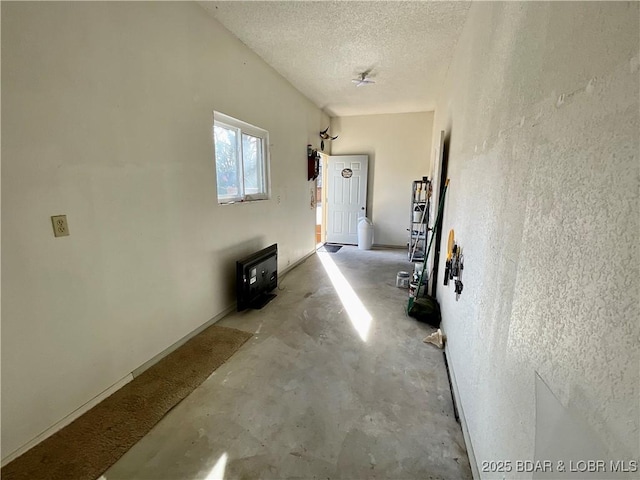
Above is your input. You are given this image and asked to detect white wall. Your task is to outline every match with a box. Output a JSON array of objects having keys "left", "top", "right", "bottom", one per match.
[
  {"left": 430, "top": 2, "right": 639, "bottom": 477},
  {"left": 330, "top": 112, "right": 433, "bottom": 246},
  {"left": 1, "top": 2, "right": 327, "bottom": 460}
]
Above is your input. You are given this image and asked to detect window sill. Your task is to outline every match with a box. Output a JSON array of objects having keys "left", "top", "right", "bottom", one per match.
[{"left": 218, "top": 197, "right": 270, "bottom": 205}]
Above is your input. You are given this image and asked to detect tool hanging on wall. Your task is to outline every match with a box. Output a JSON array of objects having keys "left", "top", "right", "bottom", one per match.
[
  {"left": 444, "top": 229, "right": 454, "bottom": 286},
  {"left": 444, "top": 229, "right": 464, "bottom": 300}
]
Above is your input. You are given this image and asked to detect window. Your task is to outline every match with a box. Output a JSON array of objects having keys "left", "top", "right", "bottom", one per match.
[{"left": 213, "top": 111, "right": 270, "bottom": 203}]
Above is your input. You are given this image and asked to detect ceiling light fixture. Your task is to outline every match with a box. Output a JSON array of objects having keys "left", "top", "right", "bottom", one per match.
[{"left": 351, "top": 70, "right": 375, "bottom": 87}]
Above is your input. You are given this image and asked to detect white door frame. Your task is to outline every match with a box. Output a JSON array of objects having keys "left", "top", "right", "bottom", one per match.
[
  {"left": 325, "top": 155, "right": 368, "bottom": 244},
  {"left": 319, "top": 153, "right": 329, "bottom": 245}
]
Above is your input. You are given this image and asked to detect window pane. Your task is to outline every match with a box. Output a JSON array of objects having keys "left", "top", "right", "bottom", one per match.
[
  {"left": 213, "top": 111, "right": 269, "bottom": 203},
  {"left": 242, "top": 133, "right": 263, "bottom": 195},
  {"left": 214, "top": 125, "right": 240, "bottom": 198}
]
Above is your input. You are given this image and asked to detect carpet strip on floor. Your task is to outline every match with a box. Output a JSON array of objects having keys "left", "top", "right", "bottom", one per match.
[{"left": 1, "top": 324, "right": 253, "bottom": 480}]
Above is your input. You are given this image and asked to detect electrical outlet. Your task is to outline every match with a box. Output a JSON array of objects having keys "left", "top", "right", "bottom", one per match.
[{"left": 51, "top": 215, "right": 70, "bottom": 237}]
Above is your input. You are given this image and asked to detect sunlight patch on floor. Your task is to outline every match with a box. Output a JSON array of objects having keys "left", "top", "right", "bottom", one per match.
[
  {"left": 203, "top": 452, "right": 228, "bottom": 480},
  {"left": 317, "top": 251, "right": 372, "bottom": 341}
]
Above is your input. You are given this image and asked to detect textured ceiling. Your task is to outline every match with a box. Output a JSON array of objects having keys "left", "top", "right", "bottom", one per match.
[{"left": 200, "top": 1, "right": 471, "bottom": 117}]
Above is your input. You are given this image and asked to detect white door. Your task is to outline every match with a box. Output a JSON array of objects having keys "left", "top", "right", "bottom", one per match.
[{"left": 326, "top": 155, "right": 368, "bottom": 244}]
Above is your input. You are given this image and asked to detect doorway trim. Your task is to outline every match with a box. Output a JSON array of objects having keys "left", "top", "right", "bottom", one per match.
[
  {"left": 325, "top": 154, "right": 368, "bottom": 245},
  {"left": 316, "top": 152, "right": 329, "bottom": 246}
]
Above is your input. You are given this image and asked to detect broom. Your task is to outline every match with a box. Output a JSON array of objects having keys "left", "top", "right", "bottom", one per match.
[{"left": 407, "top": 179, "right": 449, "bottom": 313}]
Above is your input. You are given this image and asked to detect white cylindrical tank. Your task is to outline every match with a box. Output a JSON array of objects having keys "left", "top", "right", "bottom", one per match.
[{"left": 357, "top": 217, "right": 374, "bottom": 250}]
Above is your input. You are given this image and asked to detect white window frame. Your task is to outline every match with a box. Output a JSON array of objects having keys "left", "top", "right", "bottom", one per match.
[{"left": 213, "top": 111, "right": 270, "bottom": 204}]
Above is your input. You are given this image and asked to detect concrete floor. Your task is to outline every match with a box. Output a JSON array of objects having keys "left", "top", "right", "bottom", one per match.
[{"left": 103, "top": 246, "right": 471, "bottom": 480}]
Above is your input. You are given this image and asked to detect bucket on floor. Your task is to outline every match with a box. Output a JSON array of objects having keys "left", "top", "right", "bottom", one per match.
[
  {"left": 409, "top": 282, "right": 419, "bottom": 298},
  {"left": 396, "top": 271, "right": 410, "bottom": 288}
]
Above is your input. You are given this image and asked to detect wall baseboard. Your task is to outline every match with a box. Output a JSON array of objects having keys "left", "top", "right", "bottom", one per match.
[
  {"left": 1, "top": 374, "right": 133, "bottom": 467},
  {"left": 444, "top": 343, "right": 479, "bottom": 480},
  {"left": 135, "top": 248, "right": 316, "bottom": 378},
  {"left": 278, "top": 248, "right": 316, "bottom": 280},
  {"left": 2, "top": 303, "right": 238, "bottom": 467},
  {"left": 132, "top": 303, "right": 237, "bottom": 378},
  {"left": 1, "top": 247, "right": 316, "bottom": 467},
  {"left": 372, "top": 244, "right": 405, "bottom": 249}
]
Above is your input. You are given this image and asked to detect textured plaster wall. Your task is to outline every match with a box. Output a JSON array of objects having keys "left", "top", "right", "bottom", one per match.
[
  {"left": 330, "top": 112, "right": 433, "bottom": 246},
  {"left": 1, "top": 2, "right": 327, "bottom": 459},
  {"left": 430, "top": 2, "right": 639, "bottom": 477}
]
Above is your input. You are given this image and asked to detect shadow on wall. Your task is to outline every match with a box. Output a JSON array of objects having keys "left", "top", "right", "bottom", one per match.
[
  {"left": 533, "top": 373, "right": 614, "bottom": 480},
  {"left": 215, "top": 237, "right": 266, "bottom": 305},
  {"left": 431, "top": 130, "right": 451, "bottom": 298},
  {"left": 367, "top": 151, "right": 375, "bottom": 221}
]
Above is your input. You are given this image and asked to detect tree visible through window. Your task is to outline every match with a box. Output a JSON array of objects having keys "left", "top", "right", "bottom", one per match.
[{"left": 213, "top": 112, "right": 269, "bottom": 203}]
